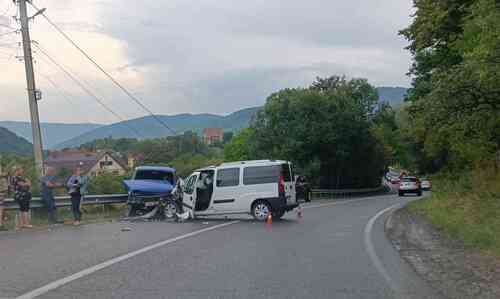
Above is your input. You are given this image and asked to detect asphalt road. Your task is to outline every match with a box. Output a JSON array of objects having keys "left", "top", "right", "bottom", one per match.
[{"left": 0, "top": 193, "right": 442, "bottom": 299}]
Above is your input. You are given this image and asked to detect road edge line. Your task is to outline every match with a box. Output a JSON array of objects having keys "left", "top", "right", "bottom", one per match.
[
  {"left": 303, "top": 195, "right": 387, "bottom": 209},
  {"left": 363, "top": 203, "right": 402, "bottom": 294},
  {"left": 15, "top": 221, "right": 240, "bottom": 299}
]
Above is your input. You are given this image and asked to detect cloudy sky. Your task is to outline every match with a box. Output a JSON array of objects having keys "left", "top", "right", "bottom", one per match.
[{"left": 0, "top": 0, "right": 414, "bottom": 124}]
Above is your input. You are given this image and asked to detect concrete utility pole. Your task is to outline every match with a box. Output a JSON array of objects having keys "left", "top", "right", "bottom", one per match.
[{"left": 18, "top": 0, "right": 44, "bottom": 175}]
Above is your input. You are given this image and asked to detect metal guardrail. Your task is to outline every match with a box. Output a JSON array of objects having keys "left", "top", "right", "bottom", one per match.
[
  {"left": 3, "top": 184, "right": 389, "bottom": 211},
  {"left": 310, "top": 185, "right": 388, "bottom": 200},
  {"left": 3, "top": 194, "right": 129, "bottom": 211}
]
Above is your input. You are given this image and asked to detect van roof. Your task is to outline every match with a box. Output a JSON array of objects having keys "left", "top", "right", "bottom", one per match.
[
  {"left": 220, "top": 159, "right": 288, "bottom": 166},
  {"left": 195, "top": 160, "right": 289, "bottom": 171}
]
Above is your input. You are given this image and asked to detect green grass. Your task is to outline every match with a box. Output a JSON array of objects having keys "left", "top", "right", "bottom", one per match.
[
  {"left": 409, "top": 166, "right": 500, "bottom": 256},
  {"left": 2, "top": 204, "right": 127, "bottom": 231}
]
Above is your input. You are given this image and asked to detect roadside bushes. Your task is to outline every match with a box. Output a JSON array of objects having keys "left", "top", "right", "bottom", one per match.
[{"left": 410, "top": 163, "right": 500, "bottom": 256}]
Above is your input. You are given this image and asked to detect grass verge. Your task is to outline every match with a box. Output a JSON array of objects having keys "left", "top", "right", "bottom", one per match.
[
  {"left": 2, "top": 204, "right": 127, "bottom": 231},
  {"left": 408, "top": 165, "right": 500, "bottom": 257}
]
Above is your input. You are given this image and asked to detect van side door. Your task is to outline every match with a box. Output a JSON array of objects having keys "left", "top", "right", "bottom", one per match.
[
  {"left": 283, "top": 163, "right": 296, "bottom": 204},
  {"left": 182, "top": 173, "right": 199, "bottom": 211},
  {"left": 212, "top": 167, "right": 242, "bottom": 212}
]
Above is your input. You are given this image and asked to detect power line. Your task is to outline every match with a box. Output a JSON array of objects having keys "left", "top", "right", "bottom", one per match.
[
  {"left": 29, "top": 2, "right": 178, "bottom": 136},
  {"left": 34, "top": 68, "right": 104, "bottom": 127},
  {"left": 0, "top": 23, "right": 16, "bottom": 30},
  {"left": 33, "top": 42, "right": 145, "bottom": 139},
  {"left": 0, "top": 28, "right": 18, "bottom": 37}
]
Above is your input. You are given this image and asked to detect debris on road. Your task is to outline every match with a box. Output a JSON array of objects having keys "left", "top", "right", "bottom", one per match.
[{"left": 121, "top": 227, "right": 132, "bottom": 232}]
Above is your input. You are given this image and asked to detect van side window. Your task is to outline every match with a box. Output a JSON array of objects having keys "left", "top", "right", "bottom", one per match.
[
  {"left": 243, "top": 166, "right": 279, "bottom": 185},
  {"left": 216, "top": 168, "right": 240, "bottom": 187},
  {"left": 184, "top": 175, "right": 197, "bottom": 194}
]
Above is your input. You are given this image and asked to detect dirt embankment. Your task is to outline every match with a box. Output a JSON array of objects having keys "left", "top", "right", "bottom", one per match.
[{"left": 386, "top": 207, "right": 500, "bottom": 299}]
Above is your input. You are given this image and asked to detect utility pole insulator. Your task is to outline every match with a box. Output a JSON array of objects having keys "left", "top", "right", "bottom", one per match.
[
  {"left": 35, "top": 89, "right": 42, "bottom": 101},
  {"left": 18, "top": 0, "right": 45, "bottom": 175}
]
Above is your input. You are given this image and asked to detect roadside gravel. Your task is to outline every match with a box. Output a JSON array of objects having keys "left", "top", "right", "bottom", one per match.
[{"left": 386, "top": 206, "right": 500, "bottom": 299}]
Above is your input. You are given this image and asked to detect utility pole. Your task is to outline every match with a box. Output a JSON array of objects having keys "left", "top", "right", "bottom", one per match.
[{"left": 18, "top": 0, "right": 44, "bottom": 175}]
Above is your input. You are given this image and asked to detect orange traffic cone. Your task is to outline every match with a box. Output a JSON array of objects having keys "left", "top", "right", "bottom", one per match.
[{"left": 266, "top": 213, "right": 273, "bottom": 225}]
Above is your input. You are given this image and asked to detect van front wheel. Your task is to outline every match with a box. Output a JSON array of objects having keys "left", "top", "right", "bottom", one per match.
[{"left": 252, "top": 201, "right": 272, "bottom": 221}]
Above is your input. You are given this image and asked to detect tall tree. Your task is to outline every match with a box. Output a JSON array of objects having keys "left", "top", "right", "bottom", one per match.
[
  {"left": 250, "top": 76, "right": 385, "bottom": 188},
  {"left": 400, "top": 0, "right": 500, "bottom": 172}
]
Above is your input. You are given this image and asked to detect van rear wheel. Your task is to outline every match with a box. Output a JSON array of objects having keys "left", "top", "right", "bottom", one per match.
[{"left": 252, "top": 201, "right": 272, "bottom": 221}]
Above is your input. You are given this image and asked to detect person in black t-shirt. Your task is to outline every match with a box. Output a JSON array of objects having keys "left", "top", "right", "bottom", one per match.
[{"left": 11, "top": 166, "right": 33, "bottom": 228}]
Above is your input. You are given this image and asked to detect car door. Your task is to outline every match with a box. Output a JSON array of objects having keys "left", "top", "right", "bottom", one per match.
[
  {"left": 182, "top": 173, "right": 199, "bottom": 211},
  {"left": 212, "top": 167, "right": 242, "bottom": 212},
  {"left": 281, "top": 163, "right": 296, "bottom": 205}
]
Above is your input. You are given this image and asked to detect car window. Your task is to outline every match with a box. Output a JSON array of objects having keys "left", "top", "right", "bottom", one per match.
[
  {"left": 135, "top": 170, "right": 174, "bottom": 184},
  {"left": 401, "top": 177, "right": 417, "bottom": 182},
  {"left": 243, "top": 165, "right": 280, "bottom": 185},
  {"left": 216, "top": 168, "right": 239, "bottom": 187}
]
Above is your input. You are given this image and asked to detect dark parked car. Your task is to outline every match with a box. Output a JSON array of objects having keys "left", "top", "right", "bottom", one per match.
[{"left": 295, "top": 175, "right": 311, "bottom": 202}]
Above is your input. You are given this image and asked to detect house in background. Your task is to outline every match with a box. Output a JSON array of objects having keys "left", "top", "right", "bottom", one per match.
[
  {"left": 202, "top": 128, "right": 224, "bottom": 145},
  {"left": 45, "top": 150, "right": 128, "bottom": 177},
  {"left": 127, "top": 153, "right": 145, "bottom": 169}
]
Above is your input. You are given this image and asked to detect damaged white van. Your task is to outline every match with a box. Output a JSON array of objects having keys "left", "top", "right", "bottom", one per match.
[{"left": 180, "top": 160, "right": 298, "bottom": 221}]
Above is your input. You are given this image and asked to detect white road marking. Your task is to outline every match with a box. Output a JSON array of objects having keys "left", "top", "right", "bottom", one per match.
[
  {"left": 363, "top": 203, "right": 402, "bottom": 293},
  {"left": 303, "top": 195, "right": 388, "bottom": 209},
  {"left": 15, "top": 221, "right": 240, "bottom": 299}
]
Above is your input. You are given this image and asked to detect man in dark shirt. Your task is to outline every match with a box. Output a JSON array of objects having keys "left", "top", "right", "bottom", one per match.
[
  {"left": 40, "top": 167, "right": 63, "bottom": 224},
  {"left": 0, "top": 164, "right": 8, "bottom": 231}
]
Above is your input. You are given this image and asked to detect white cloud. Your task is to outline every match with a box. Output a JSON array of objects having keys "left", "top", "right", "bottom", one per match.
[{"left": 0, "top": 0, "right": 413, "bottom": 124}]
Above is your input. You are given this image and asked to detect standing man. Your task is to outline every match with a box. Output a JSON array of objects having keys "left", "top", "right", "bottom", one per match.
[
  {"left": 67, "top": 167, "right": 82, "bottom": 226},
  {"left": 11, "top": 166, "right": 33, "bottom": 228},
  {"left": 78, "top": 169, "right": 89, "bottom": 213},
  {"left": 0, "top": 164, "right": 9, "bottom": 231},
  {"left": 40, "top": 166, "right": 63, "bottom": 224}
]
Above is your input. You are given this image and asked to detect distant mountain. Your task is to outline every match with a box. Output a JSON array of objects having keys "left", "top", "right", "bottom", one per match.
[
  {"left": 0, "top": 127, "right": 33, "bottom": 156},
  {"left": 0, "top": 121, "right": 103, "bottom": 149},
  {"left": 55, "top": 107, "right": 261, "bottom": 149},
  {"left": 377, "top": 87, "right": 408, "bottom": 107},
  {"left": 54, "top": 86, "right": 408, "bottom": 149}
]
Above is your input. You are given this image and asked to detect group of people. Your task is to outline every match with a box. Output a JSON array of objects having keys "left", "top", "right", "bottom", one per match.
[{"left": 0, "top": 165, "right": 87, "bottom": 231}]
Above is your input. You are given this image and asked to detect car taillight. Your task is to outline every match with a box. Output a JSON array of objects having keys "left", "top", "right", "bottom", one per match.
[{"left": 278, "top": 175, "right": 285, "bottom": 196}]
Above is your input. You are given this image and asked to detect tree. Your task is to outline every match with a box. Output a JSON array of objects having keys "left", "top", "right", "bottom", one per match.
[
  {"left": 250, "top": 76, "right": 386, "bottom": 188},
  {"left": 400, "top": 0, "right": 500, "bottom": 172},
  {"left": 224, "top": 129, "right": 255, "bottom": 161},
  {"left": 87, "top": 173, "right": 127, "bottom": 195}
]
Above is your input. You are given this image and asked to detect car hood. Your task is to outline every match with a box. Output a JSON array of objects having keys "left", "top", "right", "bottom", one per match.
[{"left": 123, "top": 180, "right": 174, "bottom": 196}]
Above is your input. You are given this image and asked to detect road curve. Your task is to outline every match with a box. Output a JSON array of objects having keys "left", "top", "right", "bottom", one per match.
[{"left": 0, "top": 193, "right": 441, "bottom": 299}]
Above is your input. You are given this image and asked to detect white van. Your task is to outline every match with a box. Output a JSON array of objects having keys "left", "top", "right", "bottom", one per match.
[{"left": 181, "top": 160, "right": 298, "bottom": 221}]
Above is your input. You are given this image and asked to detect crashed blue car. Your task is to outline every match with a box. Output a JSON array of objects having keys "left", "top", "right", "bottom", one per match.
[{"left": 123, "top": 166, "right": 177, "bottom": 217}]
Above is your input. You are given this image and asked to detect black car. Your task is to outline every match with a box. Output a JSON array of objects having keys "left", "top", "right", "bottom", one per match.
[{"left": 295, "top": 175, "right": 311, "bottom": 202}]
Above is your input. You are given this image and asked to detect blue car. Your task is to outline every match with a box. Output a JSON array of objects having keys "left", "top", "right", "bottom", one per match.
[{"left": 123, "top": 166, "right": 178, "bottom": 217}]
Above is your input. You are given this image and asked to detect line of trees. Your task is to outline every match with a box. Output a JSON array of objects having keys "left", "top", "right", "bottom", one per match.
[
  {"left": 225, "top": 76, "right": 396, "bottom": 189},
  {"left": 399, "top": 0, "right": 500, "bottom": 173}
]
